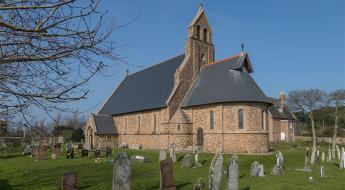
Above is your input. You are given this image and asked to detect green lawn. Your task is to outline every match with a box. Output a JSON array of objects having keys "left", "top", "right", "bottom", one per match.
[{"left": 0, "top": 147, "right": 344, "bottom": 190}]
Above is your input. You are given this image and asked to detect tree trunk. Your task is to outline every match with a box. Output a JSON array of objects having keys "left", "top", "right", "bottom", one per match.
[
  {"left": 309, "top": 114, "right": 317, "bottom": 165},
  {"left": 332, "top": 104, "right": 338, "bottom": 160}
]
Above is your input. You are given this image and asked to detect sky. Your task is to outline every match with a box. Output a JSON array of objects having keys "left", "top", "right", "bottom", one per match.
[{"left": 42, "top": 0, "right": 345, "bottom": 120}]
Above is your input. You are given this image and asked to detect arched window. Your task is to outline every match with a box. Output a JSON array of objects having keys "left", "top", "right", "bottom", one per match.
[
  {"left": 196, "top": 25, "right": 201, "bottom": 39},
  {"left": 203, "top": 28, "right": 208, "bottom": 42},
  {"left": 238, "top": 109, "right": 244, "bottom": 129},
  {"left": 153, "top": 114, "right": 156, "bottom": 134},
  {"left": 262, "top": 111, "right": 266, "bottom": 130},
  {"left": 210, "top": 111, "right": 214, "bottom": 129}
]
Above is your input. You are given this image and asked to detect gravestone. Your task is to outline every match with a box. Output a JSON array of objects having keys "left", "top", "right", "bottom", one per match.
[
  {"left": 258, "top": 164, "right": 265, "bottom": 177},
  {"left": 304, "top": 147, "right": 311, "bottom": 169},
  {"left": 327, "top": 149, "right": 332, "bottom": 162},
  {"left": 336, "top": 145, "right": 341, "bottom": 161},
  {"left": 340, "top": 151, "right": 345, "bottom": 170},
  {"left": 194, "top": 178, "right": 206, "bottom": 190},
  {"left": 94, "top": 149, "right": 101, "bottom": 159},
  {"left": 36, "top": 149, "right": 46, "bottom": 160},
  {"left": 316, "top": 148, "right": 320, "bottom": 163},
  {"left": 169, "top": 143, "right": 176, "bottom": 162},
  {"left": 66, "top": 149, "right": 74, "bottom": 159},
  {"left": 52, "top": 153, "right": 57, "bottom": 159},
  {"left": 320, "top": 166, "right": 325, "bottom": 178},
  {"left": 106, "top": 147, "right": 112, "bottom": 157},
  {"left": 250, "top": 161, "right": 260, "bottom": 177},
  {"left": 226, "top": 154, "right": 239, "bottom": 190},
  {"left": 271, "top": 151, "right": 284, "bottom": 175},
  {"left": 113, "top": 153, "right": 131, "bottom": 190},
  {"left": 159, "top": 149, "right": 167, "bottom": 161},
  {"left": 82, "top": 150, "right": 88, "bottom": 158},
  {"left": 57, "top": 136, "right": 64, "bottom": 144},
  {"left": 192, "top": 148, "right": 202, "bottom": 168},
  {"left": 160, "top": 159, "right": 176, "bottom": 190},
  {"left": 208, "top": 153, "right": 223, "bottom": 190},
  {"left": 182, "top": 154, "right": 193, "bottom": 168},
  {"left": 62, "top": 172, "right": 77, "bottom": 190},
  {"left": 321, "top": 151, "right": 325, "bottom": 162},
  {"left": 23, "top": 145, "right": 32, "bottom": 155}
]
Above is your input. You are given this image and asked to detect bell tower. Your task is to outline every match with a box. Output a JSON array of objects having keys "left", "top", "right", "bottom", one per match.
[
  {"left": 167, "top": 5, "right": 215, "bottom": 118},
  {"left": 186, "top": 4, "right": 215, "bottom": 79}
]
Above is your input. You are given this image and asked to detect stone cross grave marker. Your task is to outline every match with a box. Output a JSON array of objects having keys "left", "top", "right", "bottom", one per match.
[
  {"left": 208, "top": 153, "right": 223, "bottom": 190},
  {"left": 192, "top": 147, "right": 202, "bottom": 168},
  {"left": 226, "top": 154, "right": 239, "bottom": 190},
  {"left": 182, "top": 154, "right": 193, "bottom": 168},
  {"left": 112, "top": 152, "right": 131, "bottom": 190},
  {"left": 169, "top": 143, "right": 176, "bottom": 162},
  {"left": 159, "top": 149, "right": 167, "bottom": 162},
  {"left": 62, "top": 172, "right": 77, "bottom": 190},
  {"left": 160, "top": 159, "right": 176, "bottom": 190}
]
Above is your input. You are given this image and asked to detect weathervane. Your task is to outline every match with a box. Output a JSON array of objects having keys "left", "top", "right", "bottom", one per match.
[
  {"left": 241, "top": 43, "right": 245, "bottom": 52},
  {"left": 199, "top": 0, "right": 204, "bottom": 9}
]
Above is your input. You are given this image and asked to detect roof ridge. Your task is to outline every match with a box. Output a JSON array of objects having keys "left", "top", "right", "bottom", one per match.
[
  {"left": 204, "top": 53, "right": 241, "bottom": 67},
  {"left": 127, "top": 54, "right": 184, "bottom": 77}
]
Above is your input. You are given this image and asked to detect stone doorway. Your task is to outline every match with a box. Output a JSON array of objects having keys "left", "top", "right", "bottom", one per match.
[{"left": 196, "top": 128, "right": 204, "bottom": 146}]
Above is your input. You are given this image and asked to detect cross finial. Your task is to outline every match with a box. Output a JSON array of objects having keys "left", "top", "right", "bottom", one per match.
[
  {"left": 199, "top": 0, "right": 204, "bottom": 10},
  {"left": 241, "top": 43, "right": 245, "bottom": 52}
]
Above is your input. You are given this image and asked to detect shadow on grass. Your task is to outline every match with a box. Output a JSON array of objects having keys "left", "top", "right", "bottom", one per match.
[{"left": 0, "top": 179, "right": 13, "bottom": 190}]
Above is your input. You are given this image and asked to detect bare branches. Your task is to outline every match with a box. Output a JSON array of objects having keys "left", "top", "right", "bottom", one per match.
[{"left": 0, "top": 0, "right": 124, "bottom": 123}]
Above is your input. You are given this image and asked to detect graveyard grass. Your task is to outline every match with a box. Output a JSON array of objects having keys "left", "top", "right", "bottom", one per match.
[{"left": 1, "top": 146, "right": 345, "bottom": 190}]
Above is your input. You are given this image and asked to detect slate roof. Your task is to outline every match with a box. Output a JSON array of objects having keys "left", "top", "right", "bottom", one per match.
[
  {"left": 92, "top": 114, "right": 117, "bottom": 135},
  {"left": 181, "top": 54, "right": 271, "bottom": 107},
  {"left": 268, "top": 98, "right": 296, "bottom": 120},
  {"left": 99, "top": 54, "right": 185, "bottom": 115}
]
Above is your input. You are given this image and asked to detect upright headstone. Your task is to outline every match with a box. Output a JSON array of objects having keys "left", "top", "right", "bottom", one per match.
[
  {"left": 208, "top": 153, "right": 223, "bottom": 190},
  {"left": 304, "top": 147, "right": 311, "bottom": 169},
  {"left": 320, "top": 166, "right": 325, "bottom": 178},
  {"left": 169, "top": 143, "right": 176, "bottom": 162},
  {"left": 271, "top": 151, "right": 284, "bottom": 175},
  {"left": 194, "top": 178, "right": 206, "bottom": 190},
  {"left": 258, "top": 164, "right": 265, "bottom": 177},
  {"left": 316, "top": 148, "right": 320, "bottom": 163},
  {"left": 112, "top": 153, "right": 131, "bottom": 190},
  {"left": 62, "top": 172, "right": 77, "bottom": 190},
  {"left": 192, "top": 148, "right": 202, "bottom": 168},
  {"left": 336, "top": 145, "right": 341, "bottom": 161},
  {"left": 182, "top": 154, "right": 193, "bottom": 168},
  {"left": 226, "top": 155, "right": 239, "bottom": 190},
  {"left": 160, "top": 159, "right": 176, "bottom": 190},
  {"left": 159, "top": 149, "right": 167, "bottom": 161},
  {"left": 327, "top": 149, "right": 332, "bottom": 162},
  {"left": 250, "top": 161, "right": 260, "bottom": 177},
  {"left": 340, "top": 150, "right": 345, "bottom": 170},
  {"left": 310, "top": 147, "right": 316, "bottom": 165},
  {"left": 321, "top": 151, "right": 325, "bottom": 162}
]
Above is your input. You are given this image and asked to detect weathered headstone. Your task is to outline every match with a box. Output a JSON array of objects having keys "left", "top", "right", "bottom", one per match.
[
  {"left": 113, "top": 152, "right": 131, "bottom": 190},
  {"left": 226, "top": 154, "right": 239, "bottom": 190},
  {"left": 316, "top": 148, "right": 320, "bottom": 163},
  {"left": 194, "top": 178, "right": 206, "bottom": 190},
  {"left": 271, "top": 151, "right": 284, "bottom": 175},
  {"left": 320, "top": 166, "right": 325, "bottom": 178},
  {"left": 277, "top": 151, "right": 284, "bottom": 167},
  {"left": 327, "top": 148, "right": 332, "bottom": 162},
  {"left": 336, "top": 145, "right": 341, "bottom": 161},
  {"left": 52, "top": 153, "right": 57, "bottom": 159},
  {"left": 62, "top": 172, "right": 77, "bottom": 190},
  {"left": 258, "top": 164, "right": 265, "bottom": 177},
  {"left": 208, "top": 153, "right": 223, "bottom": 190},
  {"left": 321, "top": 151, "right": 325, "bottom": 162},
  {"left": 169, "top": 143, "right": 176, "bottom": 162},
  {"left": 250, "top": 161, "right": 260, "bottom": 177},
  {"left": 159, "top": 149, "right": 167, "bottom": 161},
  {"left": 66, "top": 150, "right": 74, "bottom": 159},
  {"left": 82, "top": 150, "right": 88, "bottom": 158},
  {"left": 192, "top": 148, "right": 202, "bottom": 168},
  {"left": 160, "top": 159, "right": 176, "bottom": 190},
  {"left": 23, "top": 145, "right": 32, "bottom": 155},
  {"left": 304, "top": 147, "right": 311, "bottom": 169},
  {"left": 106, "top": 147, "right": 112, "bottom": 157},
  {"left": 94, "top": 149, "right": 101, "bottom": 159},
  {"left": 182, "top": 154, "right": 193, "bottom": 168},
  {"left": 340, "top": 151, "right": 345, "bottom": 170},
  {"left": 57, "top": 136, "right": 64, "bottom": 144}
]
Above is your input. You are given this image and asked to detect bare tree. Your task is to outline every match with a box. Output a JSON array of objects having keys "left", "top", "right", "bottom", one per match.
[
  {"left": 287, "top": 89, "right": 325, "bottom": 164},
  {"left": 0, "top": 0, "right": 124, "bottom": 123},
  {"left": 328, "top": 89, "right": 345, "bottom": 160}
]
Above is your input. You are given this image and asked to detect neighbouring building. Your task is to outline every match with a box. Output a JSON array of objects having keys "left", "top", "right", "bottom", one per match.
[
  {"left": 268, "top": 92, "right": 297, "bottom": 143},
  {"left": 84, "top": 6, "right": 295, "bottom": 153}
]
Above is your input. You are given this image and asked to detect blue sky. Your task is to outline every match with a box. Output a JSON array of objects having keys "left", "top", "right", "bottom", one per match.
[{"left": 52, "top": 0, "right": 345, "bottom": 118}]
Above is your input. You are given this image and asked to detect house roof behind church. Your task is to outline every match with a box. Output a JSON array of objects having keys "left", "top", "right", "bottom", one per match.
[
  {"left": 181, "top": 54, "right": 271, "bottom": 107},
  {"left": 93, "top": 114, "right": 117, "bottom": 135},
  {"left": 99, "top": 54, "right": 185, "bottom": 115}
]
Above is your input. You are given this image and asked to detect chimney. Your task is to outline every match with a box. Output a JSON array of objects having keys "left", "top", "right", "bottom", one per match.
[{"left": 125, "top": 69, "right": 129, "bottom": 77}]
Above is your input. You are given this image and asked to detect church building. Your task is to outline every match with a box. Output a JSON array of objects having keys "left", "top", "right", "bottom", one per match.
[{"left": 84, "top": 6, "right": 294, "bottom": 153}]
